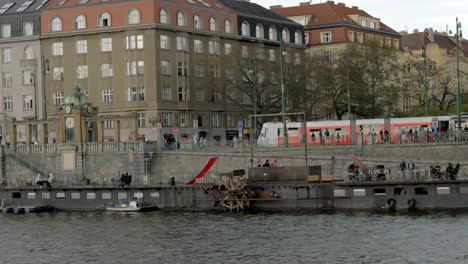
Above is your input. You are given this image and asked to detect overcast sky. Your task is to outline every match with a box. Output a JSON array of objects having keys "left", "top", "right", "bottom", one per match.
[{"left": 252, "top": 0, "right": 468, "bottom": 34}]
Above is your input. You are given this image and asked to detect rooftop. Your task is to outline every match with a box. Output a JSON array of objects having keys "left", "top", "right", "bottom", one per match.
[
  {"left": 270, "top": 1, "right": 398, "bottom": 35},
  {"left": 0, "top": 0, "right": 49, "bottom": 14},
  {"left": 218, "top": 0, "right": 297, "bottom": 24}
]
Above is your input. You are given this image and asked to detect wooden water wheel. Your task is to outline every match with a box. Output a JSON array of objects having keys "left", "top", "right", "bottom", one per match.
[{"left": 208, "top": 171, "right": 252, "bottom": 212}]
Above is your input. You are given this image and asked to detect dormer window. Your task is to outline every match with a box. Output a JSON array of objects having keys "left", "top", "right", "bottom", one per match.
[
  {"left": 98, "top": 12, "right": 111, "bottom": 27},
  {"left": 224, "top": 19, "right": 232, "bottom": 33},
  {"left": 320, "top": 31, "right": 332, "bottom": 43},
  {"left": 74, "top": 15, "right": 86, "bottom": 29},
  {"left": 269, "top": 26, "right": 277, "bottom": 41},
  {"left": 160, "top": 9, "right": 169, "bottom": 24},
  {"left": 361, "top": 19, "right": 366, "bottom": 27},
  {"left": 282, "top": 28, "right": 290, "bottom": 43},
  {"left": 369, "top": 21, "right": 375, "bottom": 29},
  {"left": 255, "top": 24, "right": 264, "bottom": 39},
  {"left": 194, "top": 14, "right": 201, "bottom": 29},
  {"left": 294, "top": 30, "right": 302, "bottom": 45},
  {"left": 51, "top": 17, "right": 62, "bottom": 32},
  {"left": 241, "top": 21, "right": 250, "bottom": 36},
  {"left": 209, "top": 17, "right": 217, "bottom": 31},
  {"left": 128, "top": 9, "right": 140, "bottom": 25},
  {"left": 177, "top": 11, "right": 186, "bottom": 26}
]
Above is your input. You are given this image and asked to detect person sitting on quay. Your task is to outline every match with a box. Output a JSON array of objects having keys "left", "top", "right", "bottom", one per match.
[
  {"left": 271, "top": 160, "right": 279, "bottom": 168},
  {"left": 263, "top": 160, "right": 271, "bottom": 167}
]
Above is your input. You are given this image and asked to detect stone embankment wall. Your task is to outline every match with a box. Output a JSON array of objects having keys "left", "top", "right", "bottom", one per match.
[
  {"left": 152, "top": 143, "right": 468, "bottom": 184},
  {"left": 1, "top": 142, "right": 466, "bottom": 187}
]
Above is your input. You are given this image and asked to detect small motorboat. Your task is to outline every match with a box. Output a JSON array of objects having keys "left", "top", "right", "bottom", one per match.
[{"left": 105, "top": 198, "right": 157, "bottom": 212}]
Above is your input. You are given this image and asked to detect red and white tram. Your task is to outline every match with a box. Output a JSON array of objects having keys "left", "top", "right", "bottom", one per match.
[{"left": 257, "top": 116, "right": 465, "bottom": 147}]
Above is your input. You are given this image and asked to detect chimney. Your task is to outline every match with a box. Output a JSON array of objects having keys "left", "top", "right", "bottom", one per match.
[
  {"left": 326, "top": 1, "right": 335, "bottom": 4},
  {"left": 399, "top": 30, "right": 408, "bottom": 35},
  {"left": 299, "top": 2, "right": 310, "bottom": 6},
  {"left": 351, "top": 6, "right": 358, "bottom": 9},
  {"left": 427, "top": 27, "right": 435, "bottom": 41},
  {"left": 270, "top": 5, "right": 282, "bottom": 9},
  {"left": 337, "top": 2, "right": 345, "bottom": 6}
]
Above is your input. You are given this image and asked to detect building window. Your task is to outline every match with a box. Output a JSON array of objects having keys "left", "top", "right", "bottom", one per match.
[
  {"left": 177, "top": 11, "right": 186, "bottom": 26},
  {"left": 98, "top": 12, "right": 111, "bottom": 27},
  {"left": 294, "top": 53, "right": 301, "bottom": 65},
  {"left": 2, "top": 48, "right": 11, "bottom": 63},
  {"left": 194, "top": 39, "right": 203, "bottom": 53},
  {"left": 52, "top": 42, "right": 63, "bottom": 56},
  {"left": 178, "top": 112, "right": 187, "bottom": 127},
  {"left": 323, "top": 51, "right": 333, "bottom": 61},
  {"left": 209, "top": 17, "right": 217, "bottom": 31},
  {"left": 357, "top": 32, "right": 363, "bottom": 43},
  {"left": 224, "top": 43, "right": 232, "bottom": 55},
  {"left": 126, "top": 35, "right": 144, "bottom": 50},
  {"left": 269, "top": 26, "right": 277, "bottom": 41},
  {"left": 2, "top": 72, "right": 12, "bottom": 87},
  {"left": 160, "top": 9, "right": 169, "bottom": 24},
  {"left": 212, "top": 113, "right": 220, "bottom": 128},
  {"left": 178, "top": 87, "right": 188, "bottom": 101},
  {"left": 137, "top": 113, "right": 145, "bottom": 127},
  {"left": 348, "top": 31, "right": 355, "bottom": 42},
  {"left": 23, "top": 95, "right": 33, "bottom": 110},
  {"left": 282, "top": 28, "right": 290, "bottom": 43},
  {"left": 369, "top": 21, "right": 375, "bottom": 29},
  {"left": 1, "top": 24, "right": 11, "bottom": 38},
  {"left": 176, "top": 37, "right": 188, "bottom": 51},
  {"left": 294, "top": 31, "right": 302, "bottom": 45},
  {"left": 53, "top": 92, "right": 64, "bottom": 105},
  {"left": 177, "top": 62, "right": 188, "bottom": 76},
  {"left": 24, "top": 46, "right": 33, "bottom": 60},
  {"left": 208, "top": 40, "right": 220, "bottom": 55},
  {"left": 53, "top": 67, "right": 63, "bottom": 80},
  {"left": 208, "top": 64, "right": 220, "bottom": 78},
  {"left": 76, "top": 65, "right": 88, "bottom": 79},
  {"left": 161, "top": 60, "right": 171, "bottom": 75},
  {"left": 160, "top": 35, "right": 169, "bottom": 49},
  {"left": 161, "top": 112, "right": 172, "bottom": 127},
  {"left": 103, "top": 120, "right": 113, "bottom": 129},
  {"left": 76, "top": 40, "right": 88, "bottom": 54},
  {"left": 269, "top": 49, "right": 276, "bottom": 62},
  {"left": 255, "top": 24, "right": 264, "bottom": 39},
  {"left": 393, "top": 39, "right": 400, "bottom": 49},
  {"left": 23, "top": 70, "right": 33, "bottom": 85},
  {"left": 3, "top": 96, "right": 12, "bottom": 111},
  {"left": 74, "top": 15, "right": 86, "bottom": 29},
  {"left": 194, "top": 64, "right": 204, "bottom": 78},
  {"left": 224, "top": 19, "right": 232, "bottom": 33},
  {"left": 194, "top": 14, "right": 202, "bottom": 29},
  {"left": 23, "top": 22, "right": 33, "bottom": 36},
  {"left": 126, "top": 61, "right": 144, "bottom": 75},
  {"left": 361, "top": 19, "right": 367, "bottom": 27},
  {"left": 161, "top": 82, "right": 171, "bottom": 101},
  {"left": 241, "top": 46, "right": 249, "bottom": 58},
  {"left": 101, "top": 64, "right": 113, "bottom": 77},
  {"left": 241, "top": 21, "right": 250, "bottom": 36},
  {"left": 321, "top": 32, "right": 332, "bottom": 43},
  {"left": 128, "top": 87, "right": 145, "bottom": 101},
  {"left": 255, "top": 47, "right": 264, "bottom": 60},
  {"left": 100, "top": 38, "right": 112, "bottom": 52},
  {"left": 128, "top": 9, "right": 140, "bottom": 25},
  {"left": 101, "top": 88, "right": 113, "bottom": 103},
  {"left": 51, "top": 17, "right": 62, "bottom": 32}
]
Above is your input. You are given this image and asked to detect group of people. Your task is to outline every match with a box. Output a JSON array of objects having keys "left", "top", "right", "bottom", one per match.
[
  {"left": 257, "top": 160, "right": 280, "bottom": 168},
  {"left": 164, "top": 135, "right": 180, "bottom": 150},
  {"left": 35, "top": 173, "right": 54, "bottom": 189},
  {"left": 311, "top": 129, "right": 341, "bottom": 145},
  {"left": 400, "top": 160, "right": 417, "bottom": 178},
  {"left": 430, "top": 163, "right": 460, "bottom": 180},
  {"left": 119, "top": 172, "right": 132, "bottom": 187}
]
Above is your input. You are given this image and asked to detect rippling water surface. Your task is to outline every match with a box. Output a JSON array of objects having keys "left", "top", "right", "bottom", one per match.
[{"left": 1, "top": 210, "right": 468, "bottom": 264}]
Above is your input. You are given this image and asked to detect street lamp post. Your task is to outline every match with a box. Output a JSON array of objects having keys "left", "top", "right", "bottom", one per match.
[
  {"left": 346, "top": 58, "right": 351, "bottom": 120},
  {"left": 251, "top": 59, "right": 257, "bottom": 140},
  {"left": 456, "top": 17, "right": 462, "bottom": 130},
  {"left": 280, "top": 34, "right": 288, "bottom": 147}
]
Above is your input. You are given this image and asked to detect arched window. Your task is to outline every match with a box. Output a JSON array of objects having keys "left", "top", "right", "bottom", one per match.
[
  {"left": 177, "top": 11, "right": 186, "bottom": 26},
  {"left": 269, "top": 26, "right": 277, "bottom": 41},
  {"left": 50, "top": 17, "right": 62, "bottom": 32},
  {"left": 255, "top": 24, "right": 264, "bottom": 38},
  {"left": 224, "top": 19, "right": 232, "bottom": 33},
  {"left": 74, "top": 15, "right": 86, "bottom": 30},
  {"left": 98, "top": 12, "right": 111, "bottom": 27},
  {"left": 160, "top": 9, "right": 169, "bottom": 24},
  {"left": 295, "top": 30, "right": 302, "bottom": 45},
  {"left": 282, "top": 28, "right": 290, "bottom": 43},
  {"left": 128, "top": 9, "right": 140, "bottom": 25},
  {"left": 241, "top": 21, "right": 250, "bottom": 36},
  {"left": 209, "top": 17, "right": 217, "bottom": 31},
  {"left": 24, "top": 46, "right": 33, "bottom": 60},
  {"left": 194, "top": 14, "right": 202, "bottom": 29}
]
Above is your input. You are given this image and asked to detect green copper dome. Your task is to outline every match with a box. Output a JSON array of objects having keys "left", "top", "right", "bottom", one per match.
[{"left": 64, "top": 85, "right": 88, "bottom": 108}]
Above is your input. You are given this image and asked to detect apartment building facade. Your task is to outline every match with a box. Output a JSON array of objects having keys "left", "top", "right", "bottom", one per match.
[
  {"left": 40, "top": 0, "right": 305, "bottom": 143},
  {"left": 0, "top": 0, "right": 47, "bottom": 142}
]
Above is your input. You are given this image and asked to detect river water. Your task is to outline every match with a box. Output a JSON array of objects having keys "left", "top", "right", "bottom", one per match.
[{"left": 1, "top": 210, "right": 468, "bottom": 264}]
